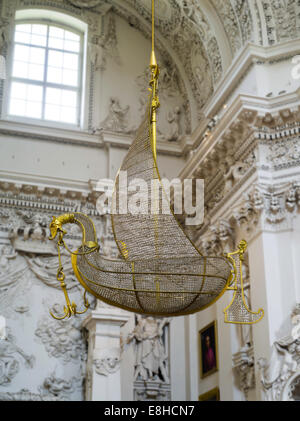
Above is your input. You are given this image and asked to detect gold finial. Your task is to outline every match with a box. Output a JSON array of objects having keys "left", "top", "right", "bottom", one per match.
[{"left": 150, "top": 50, "right": 157, "bottom": 69}]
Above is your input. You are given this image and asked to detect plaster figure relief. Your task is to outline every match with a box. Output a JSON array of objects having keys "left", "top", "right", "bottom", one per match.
[
  {"left": 35, "top": 308, "right": 87, "bottom": 364},
  {"left": 258, "top": 305, "right": 300, "bottom": 401},
  {"left": 39, "top": 371, "right": 80, "bottom": 400},
  {"left": 0, "top": 244, "right": 31, "bottom": 318},
  {"left": 89, "top": 14, "right": 120, "bottom": 71},
  {"left": 100, "top": 97, "right": 131, "bottom": 133},
  {"left": 0, "top": 330, "right": 35, "bottom": 386},
  {"left": 127, "top": 316, "right": 170, "bottom": 383},
  {"left": 191, "top": 47, "right": 213, "bottom": 109},
  {"left": 166, "top": 107, "right": 181, "bottom": 142}
]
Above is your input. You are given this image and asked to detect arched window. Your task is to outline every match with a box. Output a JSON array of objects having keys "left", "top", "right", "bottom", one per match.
[{"left": 7, "top": 14, "right": 84, "bottom": 126}]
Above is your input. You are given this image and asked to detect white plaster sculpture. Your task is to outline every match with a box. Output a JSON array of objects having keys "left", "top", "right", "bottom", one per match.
[
  {"left": 127, "top": 316, "right": 170, "bottom": 383},
  {"left": 258, "top": 304, "right": 300, "bottom": 401}
]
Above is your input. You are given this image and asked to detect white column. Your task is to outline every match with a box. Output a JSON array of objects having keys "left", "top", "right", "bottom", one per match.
[
  {"left": 248, "top": 229, "right": 297, "bottom": 400},
  {"left": 291, "top": 216, "right": 300, "bottom": 304},
  {"left": 216, "top": 295, "right": 245, "bottom": 401},
  {"left": 187, "top": 314, "right": 199, "bottom": 401},
  {"left": 170, "top": 316, "right": 188, "bottom": 400},
  {"left": 82, "top": 305, "right": 130, "bottom": 401}
]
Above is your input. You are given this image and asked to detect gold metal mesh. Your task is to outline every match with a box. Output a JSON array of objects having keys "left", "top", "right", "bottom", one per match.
[
  {"left": 67, "top": 111, "right": 233, "bottom": 316},
  {"left": 224, "top": 244, "right": 264, "bottom": 324},
  {"left": 47, "top": 0, "right": 264, "bottom": 323},
  {"left": 71, "top": 213, "right": 232, "bottom": 316}
]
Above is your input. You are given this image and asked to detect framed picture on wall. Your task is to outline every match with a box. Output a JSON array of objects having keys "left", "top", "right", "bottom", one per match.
[
  {"left": 199, "top": 321, "right": 218, "bottom": 379},
  {"left": 198, "top": 387, "right": 220, "bottom": 401}
]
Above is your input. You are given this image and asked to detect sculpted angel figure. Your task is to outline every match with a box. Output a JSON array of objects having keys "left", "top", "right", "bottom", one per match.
[
  {"left": 127, "top": 316, "right": 170, "bottom": 383},
  {"left": 166, "top": 106, "right": 181, "bottom": 142},
  {"left": 258, "top": 304, "right": 300, "bottom": 400},
  {"left": 101, "top": 97, "right": 130, "bottom": 132}
]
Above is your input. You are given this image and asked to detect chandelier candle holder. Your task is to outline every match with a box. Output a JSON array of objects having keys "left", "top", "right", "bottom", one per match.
[{"left": 47, "top": 0, "right": 264, "bottom": 324}]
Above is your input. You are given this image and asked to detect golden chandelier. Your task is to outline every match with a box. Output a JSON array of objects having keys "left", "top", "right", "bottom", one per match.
[{"left": 47, "top": 0, "right": 264, "bottom": 324}]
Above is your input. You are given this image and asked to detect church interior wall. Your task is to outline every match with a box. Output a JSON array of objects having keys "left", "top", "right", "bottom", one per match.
[{"left": 0, "top": 0, "right": 300, "bottom": 402}]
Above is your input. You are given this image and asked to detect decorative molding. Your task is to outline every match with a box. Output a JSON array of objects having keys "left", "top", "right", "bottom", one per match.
[
  {"left": 258, "top": 304, "right": 300, "bottom": 401},
  {"left": 39, "top": 371, "right": 81, "bottom": 400},
  {"left": 93, "top": 347, "right": 121, "bottom": 376},
  {"left": 0, "top": 388, "right": 59, "bottom": 401},
  {"left": 89, "top": 12, "right": 120, "bottom": 72},
  {"left": 67, "top": 0, "right": 105, "bottom": 8},
  {"left": 0, "top": 330, "right": 35, "bottom": 386},
  {"left": 134, "top": 380, "right": 171, "bottom": 401},
  {"left": 203, "top": 40, "right": 300, "bottom": 119},
  {"left": 35, "top": 308, "right": 87, "bottom": 364},
  {"left": 233, "top": 344, "right": 255, "bottom": 399}
]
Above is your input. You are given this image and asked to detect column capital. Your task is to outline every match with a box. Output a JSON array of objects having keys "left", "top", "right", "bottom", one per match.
[{"left": 82, "top": 307, "right": 131, "bottom": 332}]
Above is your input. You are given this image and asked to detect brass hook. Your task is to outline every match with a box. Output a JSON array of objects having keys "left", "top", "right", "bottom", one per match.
[
  {"left": 49, "top": 291, "right": 90, "bottom": 320},
  {"left": 49, "top": 234, "right": 90, "bottom": 320}
]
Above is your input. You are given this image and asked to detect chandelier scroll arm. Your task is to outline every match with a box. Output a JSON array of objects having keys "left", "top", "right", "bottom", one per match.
[
  {"left": 48, "top": 214, "right": 93, "bottom": 320},
  {"left": 223, "top": 240, "right": 264, "bottom": 325}
]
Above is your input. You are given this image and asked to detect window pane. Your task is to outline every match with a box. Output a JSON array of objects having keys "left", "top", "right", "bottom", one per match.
[
  {"left": 46, "top": 87, "right": 62, "bottom": 105},
  {"left": 61, "top": 106, "right": 76, "bottom": 123},
  {"left": 29, "top": 46, "right": 45, "bottom": 65},
  {"left": 10, "top": 98, "right": 26, "bottom": 116},
  {"left": 49, "top": 26, "right": 64, "bottom": 39},
  {"left": 14, "top": 44, "right": 30, "bottom": 62},
  {"left": 26, "top": 101, "right": 42, "bottom": 118},
  {"left": 61, "top": 90, "right": 77, "bottom": 107},
  {"left": 30, "top": 34, "right": 47, "bottom": 47},
  {"left": 16, "top": 24, "right": 31, "bottom": 34},
  {"left": 13, "top": 61, "right": 28, "bottom": 78},
  {"left": 62, "top": 69, "right": 77, "bottom": 86},
  {"left": 48, "top": 37, "right": 64, "bottom": 50},
  {"left": 11, "top": 82, "right": 27, "bottom": 100},
  {"left": 11, "top": 23, "right": 81, "bottom": 125},
  {"left": 65, "top": 30, "right": 80, "bottom": 42},
  {"left": 32, "top": 24, "right": 47, "bottom": 36},
  {"left": 47, "top": 66, "right": 62, "bottom": 84},
  {"left": 30, "top": 84, "right": 43, "bottom": 102},
  {"left": 10, "top": 81, "right": 43, "bottom": 104},
  {"left": 45, "top": 104, "right": 60, "bottom": 121},
  {"left": 28, "top": 63, "right": 44, "bottom": 81},
  {"left": 63, "top": 52, "right": 78, "bottom": 70},
  {"left": 64, "top": 40, "right": 80, "bottom": 53},
  {"left": 48, "top": 50, "right": 63, "bottom": 68},
  {"left": 14, "top": 31, "right": 31, "bottom": 44}
]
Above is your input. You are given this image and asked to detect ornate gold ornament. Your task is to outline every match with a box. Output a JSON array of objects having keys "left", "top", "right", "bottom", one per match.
[{"left": 47, "top": 1, "right": 264, "bottom": 324}]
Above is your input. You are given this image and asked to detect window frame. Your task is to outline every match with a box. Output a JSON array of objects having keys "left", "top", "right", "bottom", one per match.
[{"left": 2, "top": 18, "right": 84, "bottom": 129}]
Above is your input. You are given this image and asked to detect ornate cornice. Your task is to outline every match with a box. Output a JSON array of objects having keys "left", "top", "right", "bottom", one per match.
[{"left": 203, "top": 40, "right": 300, "bottom": 119}]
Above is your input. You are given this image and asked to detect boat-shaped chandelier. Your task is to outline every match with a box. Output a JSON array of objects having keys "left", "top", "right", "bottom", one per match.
[{"left": 48, "top": 0, "right": 264, "bottom": 325}]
